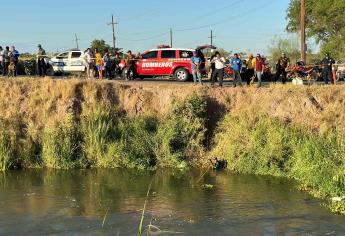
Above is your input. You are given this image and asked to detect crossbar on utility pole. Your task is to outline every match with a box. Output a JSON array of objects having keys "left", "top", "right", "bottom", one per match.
[
  {"left": 74, "top": 33, "right": 80, "bottom": 49},
  {"left": 107, "top": 14, "right": 118, "bottom": 54},
  {"left": 301, "top": 0, "right": 306, "bottom": 63}
]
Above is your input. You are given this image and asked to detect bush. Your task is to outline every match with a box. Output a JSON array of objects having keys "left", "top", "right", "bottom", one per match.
[
  {"left": 0, "top": 128, "right": 15, "bottom": 171},
  {"left": 154, "top": 94, "right": 207, "bottom": 167},
  {"left": 81, "top": 105, "right": 117, "bottom": 167},
  {"left": 42, "top": 115, "right": 84, "bottom": 169}
]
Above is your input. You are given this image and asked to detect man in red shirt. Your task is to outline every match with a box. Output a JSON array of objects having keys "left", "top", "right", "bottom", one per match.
[{"left": 254, "top": 54, "right": 265, "bottom": 87}]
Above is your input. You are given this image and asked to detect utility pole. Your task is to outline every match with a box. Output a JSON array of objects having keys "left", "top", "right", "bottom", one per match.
[
  {"left": 170, "top": 28, "right": 173, "bottom": 48},
  {"left": 300, "top": 0, "right": 306, "bottom": 63},
  {"left": 74, "top": 33, "right": 80, "bottom": 49},
  {"left": 107, "top": 14, "right": 118, "bottom": 54},
  {"left": 208, "top": 30, "right": 216, "bottom": 46}
]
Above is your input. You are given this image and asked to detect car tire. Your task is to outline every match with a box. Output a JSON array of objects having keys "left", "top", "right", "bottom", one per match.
[
  {"left": 122, "top": 68, "right": 135, "bottom": 80},
  {"left": 174, "top": 68, "right": 189, "bottom": 82},
  {"left": 46, "top": 67, "right": 55, "bottom": 76}
]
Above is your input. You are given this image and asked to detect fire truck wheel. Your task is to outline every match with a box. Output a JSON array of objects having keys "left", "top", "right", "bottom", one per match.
[{"left": 174, "top": 68, "right": 189, "bottom": 82}]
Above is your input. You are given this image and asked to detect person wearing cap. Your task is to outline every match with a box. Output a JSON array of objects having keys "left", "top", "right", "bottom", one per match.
[
  {"left": 320, "top": 53, "right": 335, "bottom": 84},
  {"left": 37, "top": 44, "right": 47, "bottom": 77},
  {"left": 230, "top": 53, "right": 243, "bottom": 87},
  {"left": 190, "top": 50, "right": 203, "bottom": 85},
  {"left": 246, "top": 53, "right": 255, "bottom": 85},
  {"left": 275, "top": 53, "right": 290, "bottom": 84},
  {"left": 253, "top": 54, "right": 265, "bottom": 87}
]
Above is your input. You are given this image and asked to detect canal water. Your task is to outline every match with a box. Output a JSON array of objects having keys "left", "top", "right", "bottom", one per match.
[{"left": 0, "top": 169, "right": 344, "bottom": 235}]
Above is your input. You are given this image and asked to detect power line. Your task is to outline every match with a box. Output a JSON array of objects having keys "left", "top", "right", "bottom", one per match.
[
  {"left": 118, "top": 31, "right": 169, "bottom": 42},
  {"left": 175, "top": 0, "right": 275, "bottom": 32}
]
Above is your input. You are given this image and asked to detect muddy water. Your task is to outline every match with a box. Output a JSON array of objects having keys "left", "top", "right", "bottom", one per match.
[{"left": 0, "top": 169, "right": 344, "bottom": 235}]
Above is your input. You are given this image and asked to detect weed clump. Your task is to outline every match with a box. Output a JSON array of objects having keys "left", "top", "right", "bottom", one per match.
[{"left": 42, "top": 115, "right": 84, "bottom": 169}]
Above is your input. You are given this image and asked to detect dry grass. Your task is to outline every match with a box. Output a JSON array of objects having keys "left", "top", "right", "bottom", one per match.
[{"left": 1, "top": 78, "right": 345, "bottom": 147}]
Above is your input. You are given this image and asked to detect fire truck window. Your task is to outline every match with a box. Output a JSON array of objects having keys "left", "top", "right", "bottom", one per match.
[
  {"left": 142, "top": 51, "right": 158, "bottom": 59},
  {"left": 71, "top": 52, "right": 82, "bottom": 58},
  {"left": 161, "top": 50, "right": 176, "bottom": 59},
  {"left": 179, "top": 51, "right": 193, "bottom": 58}
]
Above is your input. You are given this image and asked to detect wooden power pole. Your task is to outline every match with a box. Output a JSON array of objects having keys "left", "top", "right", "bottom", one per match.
[
  {"left": 74, "top": 33, "right": 80, "bottom": 49},
  {"left": 170, "top": 28, "right": 173, "bottom": 47},
  {"left": 208, "top": 30, "right": 216, "bottom": 46},
  {"left": 301, "top": 0, "right": 306, "bottom": 63},
  {"left": 107, "top": 14, "right": 118, "bottom": 54}
]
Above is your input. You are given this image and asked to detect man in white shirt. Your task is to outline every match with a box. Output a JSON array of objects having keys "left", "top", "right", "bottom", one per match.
[
  {"left": 211, "top": 51, "right": 226, "bottom": 87},
  {"left": 84, "top": 48, "right": 94, "bottom": 79}
]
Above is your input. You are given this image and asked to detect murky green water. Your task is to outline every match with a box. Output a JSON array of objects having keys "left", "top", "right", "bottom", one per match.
[{"left": 0, "top": 169, "right": 344, "bottom": 235}]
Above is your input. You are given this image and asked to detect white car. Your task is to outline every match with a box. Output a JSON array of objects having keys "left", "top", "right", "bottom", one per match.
[{"left": 48, "top": 49, "right": 86, "bottom": 75}]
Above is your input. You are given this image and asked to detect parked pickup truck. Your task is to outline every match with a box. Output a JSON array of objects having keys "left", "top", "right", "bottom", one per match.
[{"left": 47, "top": 49, "right": 86, "bottom": 75}]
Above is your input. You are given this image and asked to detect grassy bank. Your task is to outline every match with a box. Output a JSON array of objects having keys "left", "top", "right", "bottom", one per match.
[
  {"left": 0, "top": 78, "right": 345, "bottom": 214},
  {"left": 211, "top": 111, "right": 345, "bottom": 215}
]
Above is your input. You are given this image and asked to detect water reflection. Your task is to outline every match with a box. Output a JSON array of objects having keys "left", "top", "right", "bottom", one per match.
[{"left": 0, "top": 169, "right": 344, "bottom": 235}]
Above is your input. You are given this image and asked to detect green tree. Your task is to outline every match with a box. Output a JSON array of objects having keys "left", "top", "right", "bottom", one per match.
[
  {"left": 90, "top": 39, "right": 111, "bottom": 54},
  {"left": 286, "top": 0, "right": 345, "bottom": 59}
]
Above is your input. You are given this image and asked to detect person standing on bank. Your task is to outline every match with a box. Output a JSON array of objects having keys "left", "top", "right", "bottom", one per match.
[
  {"left": 0, "top": 46, "right": 3, "bottom": 75},
  {"left": 9, "top": 46, "right": 20, "bottom": 77},
  {"left": 103, "top": 50, "right": 112, "bottom": 79},
  {"left": 211, "top": 51, "right": 226, "bottom": 87},
  {"left": 246, "top": 53, "right": 255, "bottom": 85},
  {"left": 321, "top": 53, "right": 335, "bottom": 85},
  {"left": 2, "top": 46, "right": 10, "bottom": 76},
  {"left": 230, "top": 53, "right": 243, "bottom": 87},
  {"left": 37, "top": 44, "right": 47, "bottom": 77},
  {"left": 84, "top": 48, "right": 94, "bottom": 79},
  {"left": 190, "top": 50, "right": 203, "bottom": 85},
  {"left": 275, "top": 52, "right": 290, "bottom": 84},
  {"left": 253, "top": 54, "right": 265, "bottom": 87}
]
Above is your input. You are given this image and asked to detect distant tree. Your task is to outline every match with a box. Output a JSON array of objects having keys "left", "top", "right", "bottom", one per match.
[
  {"left": 268, "top": 36, "right": 301, "bottom": 64},
  {"left": 204, "top": 48, "right": 231, "bottom": 58},
  {"left": 90, "top": 39, "right": 111, "bottom": 54},
  {"left": 286, "top": 0, "right": 345, "bottom": 59}
]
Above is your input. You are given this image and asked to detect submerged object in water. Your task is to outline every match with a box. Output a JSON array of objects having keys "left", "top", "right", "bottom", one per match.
[{"left": 210, "top": 158, "right": 228, "bottom": 170}]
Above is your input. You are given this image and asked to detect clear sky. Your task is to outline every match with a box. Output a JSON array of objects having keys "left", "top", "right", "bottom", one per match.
[{"left": 1, "top": 0, "right": 292, "bottom": 55}]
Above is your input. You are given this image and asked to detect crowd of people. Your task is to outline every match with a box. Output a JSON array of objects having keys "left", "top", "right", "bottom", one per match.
[
  {"left": 0, "top": 44, "right": 338, "bottom": 87},
  {"left": 191, "top": 50, "right": 337, "bottom": 87},
  {"left": 0, "top": 46, "right": 20, "bottom": 77}
]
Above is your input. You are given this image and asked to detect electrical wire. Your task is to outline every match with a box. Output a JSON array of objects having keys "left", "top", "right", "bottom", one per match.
[
  {"left": 118, "top": 31, "right": 169, "bottom": 42},
  {"left": 175, "top": 0, "right": 276, "bottom": 32}
]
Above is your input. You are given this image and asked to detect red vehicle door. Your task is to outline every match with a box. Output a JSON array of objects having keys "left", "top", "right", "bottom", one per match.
[
  {"left": 136, "top": 50, "right": 159, "bottom": 75},
  {"left": 159, "top": 50, "right": 176, "bottom": 75}
]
